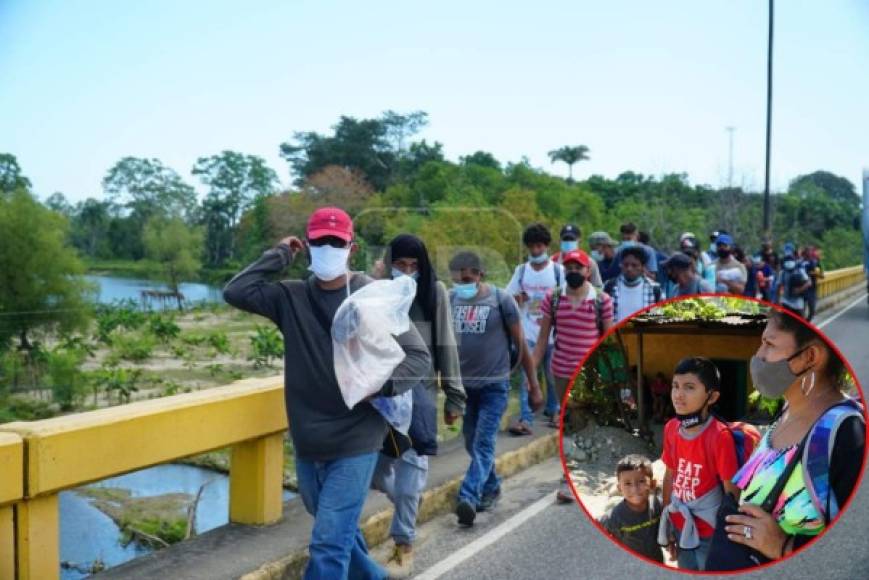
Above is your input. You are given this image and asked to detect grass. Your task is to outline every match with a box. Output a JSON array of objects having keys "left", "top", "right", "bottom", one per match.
[
  {"left": 85, "top": 259, "right": 239, "bottom": 285},
  {"left": 76, "top": 486, "right": 191, "bottom": 547}
]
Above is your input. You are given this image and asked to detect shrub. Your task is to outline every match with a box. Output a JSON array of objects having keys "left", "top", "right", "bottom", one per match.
[
  {"left": 47, "top": 349, "right": 85, "bottom": 411},
  {"left": 148, "top": 314, "right": 181, "bottom": 343},
  {"left": 111, "top": 333, "right": 156, "bottom": 363},
  {"left": 249, "top": 325, "right": 283, "bottom": 368}
]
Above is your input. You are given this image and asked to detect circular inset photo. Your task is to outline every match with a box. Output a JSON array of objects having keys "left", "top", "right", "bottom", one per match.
[{"left": 559, "top": 295, "right": 867, "bottom": 573}]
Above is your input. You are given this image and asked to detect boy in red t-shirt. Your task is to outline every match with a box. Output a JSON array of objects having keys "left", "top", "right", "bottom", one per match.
[{"left": 659, "top": 357, "right": 740, "bottom": 571}]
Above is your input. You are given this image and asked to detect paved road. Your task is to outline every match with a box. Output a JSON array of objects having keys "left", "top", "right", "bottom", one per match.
[
  {"left": 403, "top": 294, "right": 869, "bottom": 580},
  {"left": 815, "top": 291, "right": 869, "bottom": 388}
]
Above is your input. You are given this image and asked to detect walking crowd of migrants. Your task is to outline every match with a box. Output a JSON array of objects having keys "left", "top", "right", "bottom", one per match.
[{"left": 222, "top": 205, "right": 853, "bottom": 579}]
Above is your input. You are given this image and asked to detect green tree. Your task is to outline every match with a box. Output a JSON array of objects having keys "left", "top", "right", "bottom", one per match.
[
  {"left": 103, "top": 157, "right": 197, "bottom": 221},
  {"left": 790, "top": 171, "right": 859, "bottom": 206},
  {"left": 0, "top": 153, "right": 32, "bottom": 194},
  {"left": 381, "top": 110, "right": 428, "bottom": 155},
  {"left": 192, "top": 151, "right": 278, "bottom": 265},
  {"left": 102, "top": 157, "right": 197, "bottom": 260},
  {"left": 143, "top": 217, "right": 204, "bottom": 310},
  {"left": 461, "top": 151, "right": 502, "bottom": 171},
  {"left": 0, "top": 189, "right": 93, "bottom": 350},
  {"left": 281, "top": 115, "right": 395, "bottom": 190},
  {"left": 70, "top": 198, "right": 113, "bottom": 258},
  {"left": 547, "top": 145, "right": 590, "bottom": 182},
  {"left": 44, "top": 192, "right": 73, "bottom": 216}
]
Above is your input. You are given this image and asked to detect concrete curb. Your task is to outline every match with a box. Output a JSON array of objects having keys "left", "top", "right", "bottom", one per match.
[{"left": 240, "top": 433, "right": 558, "bottom": 580}]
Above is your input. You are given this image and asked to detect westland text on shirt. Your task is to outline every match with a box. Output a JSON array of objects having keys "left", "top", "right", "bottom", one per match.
[{"left": 451, "top": 288, "right": 520, "bottom": 387}]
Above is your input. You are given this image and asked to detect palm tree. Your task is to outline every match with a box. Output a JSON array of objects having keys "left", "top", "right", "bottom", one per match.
[{"left": 548, "top": 145, "right": 590, "bottom": 182}]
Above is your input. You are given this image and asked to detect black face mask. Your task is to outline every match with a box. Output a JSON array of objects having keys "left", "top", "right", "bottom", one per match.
[
  {"left": 717, "top": 249, "right": 731, "bottom": 259},
  {"left": 566, "top": 271, "right": 586, "bottom": 289},
  {"left": 675, "top": 392, "right": 712, "bottom": 428}
]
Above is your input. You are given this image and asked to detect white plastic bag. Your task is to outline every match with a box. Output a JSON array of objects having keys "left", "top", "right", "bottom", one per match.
[{"left": 332, "top": 276, "right": 417, "bottom": 429}]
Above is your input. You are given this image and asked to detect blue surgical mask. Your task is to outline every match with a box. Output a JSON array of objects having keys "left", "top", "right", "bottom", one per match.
[
  {"left": 590, "top": 250, "right": 603, "bottom": 262},
  {"left": 529, "top": 252, "right": 548, "bottom": 264},
  {"left": 561, "top": 241, "right": 579, "bottom": 253},
  {"left": 453, "top": 282, "right": 478, "bottom": 300},
  {"left": 392, "top": 267, "right": 419, "bottom": 281}
]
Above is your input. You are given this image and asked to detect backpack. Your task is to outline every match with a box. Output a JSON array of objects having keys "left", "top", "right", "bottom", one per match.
[
  {"left": 801, "top": 399, "right": 865, "bottom": 522},
  {"left": 455, "top": 286, "right": 521, "bottom": 374},
  {"left": 495, "top": 287, "right": 522, "bottom": 374},
  {"left": 517, "top": 261, "right": 562, "bottom": 294},
  {"left": 721, "top": 420, "right": 762, "bottom": 468},
  {"left": 683, "top": 416, "right": 761, "bottom": 475},
  {"left": 550, "top": 288, "right": 606, "bottom": 350}
]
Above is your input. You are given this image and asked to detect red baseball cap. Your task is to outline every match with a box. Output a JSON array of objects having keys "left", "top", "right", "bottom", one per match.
[
  {"left": 562, "top": 249, "right": 590, "bottom": 267},
  {"left": 306, "top": 207, "right": 354, "bottom": 242}
]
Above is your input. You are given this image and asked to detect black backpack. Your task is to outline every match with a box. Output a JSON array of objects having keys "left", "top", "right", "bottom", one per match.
[
  {"left": 495, "top": 287, "right": 522, "bottom": 374},
  {"left": 550, "top": 288, "right": 606, "bottom": 349}
]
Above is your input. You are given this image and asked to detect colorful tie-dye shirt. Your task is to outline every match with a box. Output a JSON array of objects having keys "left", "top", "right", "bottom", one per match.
[{"left": 732, "top": 426, "right": 823, "bottom": 536}]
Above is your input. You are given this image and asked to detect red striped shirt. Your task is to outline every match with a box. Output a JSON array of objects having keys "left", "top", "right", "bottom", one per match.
[{"left": 541, "top": 286, "right": 613, "bottom": 378}]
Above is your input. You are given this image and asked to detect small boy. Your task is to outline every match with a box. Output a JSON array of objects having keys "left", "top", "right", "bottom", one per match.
[{"left": 599, "top": 454, "right": 664, "bottom": 563}]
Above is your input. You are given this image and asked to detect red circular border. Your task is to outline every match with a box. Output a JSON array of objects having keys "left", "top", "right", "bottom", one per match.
[{"left": 556, "top": 292, "right": 869, "bottom": 575}]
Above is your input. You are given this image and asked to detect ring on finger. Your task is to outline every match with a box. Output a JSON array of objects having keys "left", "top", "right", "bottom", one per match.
[{"left": 744, "top": 525, "right": 753, "bottom": 540}]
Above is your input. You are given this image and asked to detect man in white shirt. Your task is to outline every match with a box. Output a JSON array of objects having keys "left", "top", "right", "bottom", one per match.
[
  {"left": 603, "top": 246, "right": 662, "bottom": 323},
  {"left": 506, "top": 223, "right": 565, "bottom": 435},
  {"left": 711, "top": 233, "right": 747, "bottom": 295}
]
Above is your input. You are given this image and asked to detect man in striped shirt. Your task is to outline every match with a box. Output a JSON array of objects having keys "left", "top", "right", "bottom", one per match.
[{"left": 532, "top": 249, "right": 614, "bottom": 501}]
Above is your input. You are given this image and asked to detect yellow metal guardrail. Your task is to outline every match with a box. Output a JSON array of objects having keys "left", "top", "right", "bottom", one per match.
[
  {"left": 816, "top": 265, "right": 865, "bottom": 299},
  {"left": 0, "top": 377, "right": 287, "bottom": 580},
  {"left": 0, "top": 432, "right": 24, "bottom": 580}
]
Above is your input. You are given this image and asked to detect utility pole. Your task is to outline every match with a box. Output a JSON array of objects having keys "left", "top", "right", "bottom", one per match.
[
  {"left": 726, "top": 126, "right": 735, "bottom": 189},
  {"left": 762, "top": 0, "right": 774, "bottom": 240}
]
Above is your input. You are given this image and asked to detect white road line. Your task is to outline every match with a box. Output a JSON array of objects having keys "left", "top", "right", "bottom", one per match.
[
  {"left": 817, "top": 292, "right": 867, "bottom": 329},
  {"left": 413, "top": 494, "right": 554, "bottom": 580}
]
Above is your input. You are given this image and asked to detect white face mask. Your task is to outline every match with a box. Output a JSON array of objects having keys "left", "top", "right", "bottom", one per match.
[{"left": 309, "top": 245, "right": 351, "bottom": 281}]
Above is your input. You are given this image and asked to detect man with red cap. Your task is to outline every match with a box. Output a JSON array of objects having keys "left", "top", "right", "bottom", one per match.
[
  {"left": 224, "top": 206, "right": 431, "bottom": 580},
  {"left": 532, "top": 249, "right": 614, "bottom": 501}
]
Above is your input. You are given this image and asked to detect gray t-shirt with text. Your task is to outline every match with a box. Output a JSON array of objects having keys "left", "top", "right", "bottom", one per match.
[{"left": 450, "top": 285, "right": 520, "bottom": 388}]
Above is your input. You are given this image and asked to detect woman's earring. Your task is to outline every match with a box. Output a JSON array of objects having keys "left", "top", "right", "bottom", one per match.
[{"left": 801, "top": 371, "right": 816, "bottom": 397}]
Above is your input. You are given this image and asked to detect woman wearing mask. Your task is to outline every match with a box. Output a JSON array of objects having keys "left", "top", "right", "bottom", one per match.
[
  {"left": 371, "top": 234, "right": 467, "bottom": 578},
  {"left": 706, "top": 310, "right": 865, "bottom": 570}
]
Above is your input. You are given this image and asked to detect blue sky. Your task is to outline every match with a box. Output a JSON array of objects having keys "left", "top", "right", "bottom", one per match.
[{"left": 1, "top": 0, "right": 867, "bottom": 203}]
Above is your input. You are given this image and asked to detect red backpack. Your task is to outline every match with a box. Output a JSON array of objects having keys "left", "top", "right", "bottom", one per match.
[{"left": 721, "top": 420, "right": 762, "bottom": 467}]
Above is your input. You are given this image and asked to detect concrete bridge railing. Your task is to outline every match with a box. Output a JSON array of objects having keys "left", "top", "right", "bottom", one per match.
[
  {"left": 0, "top": 433, "right": 24, "bottom": 580},
  {"left": 0, "top": 377, "right": 287, "bottom": 580},
  {"left": 816, "top": 265, "right": 865, "bottom": 299}
]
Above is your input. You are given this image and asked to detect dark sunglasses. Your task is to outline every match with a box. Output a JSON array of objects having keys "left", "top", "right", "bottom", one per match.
[{"left": 308, "top": 236, "right": 350, "bottom": 248}]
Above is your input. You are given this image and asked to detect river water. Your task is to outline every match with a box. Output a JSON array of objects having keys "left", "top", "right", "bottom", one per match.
[
  {"left": 84, "top": 275, "right": 224, "bottom": 308},
  {"left": 60, "top": 463, "right": 293, "bottom": 579}
]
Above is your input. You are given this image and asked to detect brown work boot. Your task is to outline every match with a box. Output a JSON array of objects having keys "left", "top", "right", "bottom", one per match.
[
  {"left": 384, "top": 543, "right": 413, "bottom": 579},
  {"left": 508, "top": 420, "right": 533, "bottom": 436}
]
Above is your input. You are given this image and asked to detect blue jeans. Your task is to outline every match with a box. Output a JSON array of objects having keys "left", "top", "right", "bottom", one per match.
[
  {"left": 519, "top": 339, "right": 557, "bottom": 423},
  {"left": 296, "top": 452, "right": 387, "bottom": 580},
  {"left": 459, "top": 381, "right": 509, "bottom": 507},
  {"left": 370, "top": 449, "right": 429, "bottom": 546},
  {"left": 675, "top": 529, "right": 713, "bottom": 571}
]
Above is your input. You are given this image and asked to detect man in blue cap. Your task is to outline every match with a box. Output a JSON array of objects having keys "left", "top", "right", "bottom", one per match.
[{"left": 711, "top": 233, "right": 746, "bottom": 294}]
